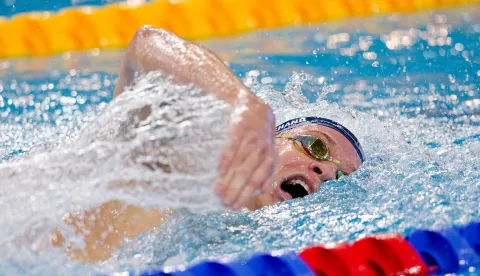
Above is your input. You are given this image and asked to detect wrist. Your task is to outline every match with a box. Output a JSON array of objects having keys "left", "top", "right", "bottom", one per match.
[
  {"left": 230, "top": 87, "right": 274, "bottom": 125},
  {"left": 232, "top": 87, "right": 262, "bottom": 107}
]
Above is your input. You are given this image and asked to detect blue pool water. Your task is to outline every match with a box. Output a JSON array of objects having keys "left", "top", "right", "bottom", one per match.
[
  {"left": 1, "top": 4, "right": 480, "bottom": 275},
  {"left": 0, "top": 0, "right": 129, "bottom": 17}
]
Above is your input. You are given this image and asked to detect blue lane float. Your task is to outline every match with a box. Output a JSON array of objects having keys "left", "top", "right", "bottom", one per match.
[
  {"left": 187, "top": 261, "right": 253, "bottom": 276},
  {"left": 245, "top": 251, "right": 314, "bottom": 276},
  {"left": 114, "top": 222, "right": 480, "bottom": 276},
  {"left": 140, "top": 261, "right": 254, "bottom": 276},
  {"left": 407, "top": 227, "right": 480, "bottom": 274},
  {"left": 460, "top": 222, "right": 480, "bottom": 256}
]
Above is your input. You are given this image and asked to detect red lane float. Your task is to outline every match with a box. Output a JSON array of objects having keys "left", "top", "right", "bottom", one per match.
[
  {"left": 299, "top": 243, "right": 369, "bottom": 275},
  {"left": 299, "top": 234, "right": 427, "bottom": 276},
  {"left": 352, "top": 233, "right": 428, "bottom": 276}
]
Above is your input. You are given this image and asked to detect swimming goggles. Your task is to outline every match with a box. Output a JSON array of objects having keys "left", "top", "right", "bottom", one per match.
[
  {"left": 275, "top": 133, "right": 345, "bottom": 179},
  {"left": 275, "top": 117, "right": 365, "bottom": 163}
]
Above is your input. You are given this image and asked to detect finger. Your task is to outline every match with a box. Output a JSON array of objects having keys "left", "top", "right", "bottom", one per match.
[
  {"left": 220, "top": 126, "right": 276, "bottom": 205},
  {"left": 231, "top": 148, "right": 274, "bottom": 209},
  {"left": 219, "top": 134, "right": 262, "bottom": 199},
  {"left": 217, "top": 140, "right": 237, "bottom": 176},
  {"left": 214, "top": 139, "right": 243, "bottom": 193},
  {"left": 261, "top": 177, "right": 272, "bottom": 190},
  {"left": 250, "top": 144, "right": 277, "bottom": 191},
  {"left": 257, "top": 146, "right": 277, "bottom": 191},
  {"left": 227, "top": 132, "right": 259, "bottom": 169},
  {"left": 221, "top": 145, "right": 265, "bottom": 207},
  {"left": 217, "top": 122, "right": 250, "bottom": 175},
  {"left": 231, "top": 184, "right": 255, "bottom": 210},
  {"left": 248, "top": 152, "right": 275, "bottom": 192},
  {"left": 214, "top": 132, "right": 259, "bottom": 193}
]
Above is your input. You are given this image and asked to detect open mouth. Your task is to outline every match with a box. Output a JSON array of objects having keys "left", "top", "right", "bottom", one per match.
[{"left": 280, "top": 178, "right": 310, "bottom": 199}]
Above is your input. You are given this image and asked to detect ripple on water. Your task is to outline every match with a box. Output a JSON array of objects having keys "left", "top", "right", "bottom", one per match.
[{"left": 0, "top": 5, "right": 479, "bottom": 275}]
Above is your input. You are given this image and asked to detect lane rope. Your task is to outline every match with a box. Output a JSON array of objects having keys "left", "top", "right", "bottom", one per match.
[
  {"left": 0, "top": 0, "right": 478, "bottom": 58},
  {"left": 129, "top": 222, "right": 480, "bottom": 275}
]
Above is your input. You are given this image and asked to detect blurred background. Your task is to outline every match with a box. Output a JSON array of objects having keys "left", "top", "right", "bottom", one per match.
[
  {"left": 0, "top": 0, "right": 136, "bottom": 16},
  {"left": 0, "top": 0, "right": 479, "bottom": 275}
]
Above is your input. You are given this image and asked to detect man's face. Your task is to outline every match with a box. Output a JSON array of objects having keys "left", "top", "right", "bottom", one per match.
[{"left": 245, "top": 124, "right": 362, "bottom": 210}]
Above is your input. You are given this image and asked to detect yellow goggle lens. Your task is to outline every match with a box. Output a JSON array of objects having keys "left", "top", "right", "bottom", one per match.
[{"left": 300, "top": 137, "right": 328, "bottom": 159}]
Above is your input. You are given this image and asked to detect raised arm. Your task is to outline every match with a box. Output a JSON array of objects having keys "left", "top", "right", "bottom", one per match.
[
  {"left": 52, "top": 27, "right": 277, "bottom": 263},
  {"left": 114, "top": 26, "right": 277, "bottom": 210},
  {"left": 115, "top": 26, "right": 246, "bottom": 104}
]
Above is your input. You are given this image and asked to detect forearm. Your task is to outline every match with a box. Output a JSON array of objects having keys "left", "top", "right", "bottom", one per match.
[
  {"left": 112, "top": 26, "right": 276, "bottom": 212},
  {"left": 114, "top": 26, "right": 251, "bottom": 104}
]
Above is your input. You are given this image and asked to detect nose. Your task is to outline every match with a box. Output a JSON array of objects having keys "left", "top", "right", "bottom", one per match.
[{"left": 309, "top": 162, "right": 337, "bottom": 181}]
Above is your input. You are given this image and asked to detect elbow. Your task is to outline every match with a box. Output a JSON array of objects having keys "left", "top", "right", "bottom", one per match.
[
  {"left": 117, "top": 26, "right": 179, "bottom": 96},
  {"left": 128, "top": 26, "right": 155, "bottom": 52},
  {"left": 132, "top": 26, "right": 158, "bottom": 41},
  {"left": 130, "top": 26, "right": 175, "bottom": 46},
  {"left": 124, "top": 26, "right": 166, "bottom": 65},
  {"left": 126, "top": 26, "right": 180, "bottom": 58}
]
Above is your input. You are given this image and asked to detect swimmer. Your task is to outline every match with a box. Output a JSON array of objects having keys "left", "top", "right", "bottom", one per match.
[{"left": 52, "top": 26, "right": 364, "bottom": 262}]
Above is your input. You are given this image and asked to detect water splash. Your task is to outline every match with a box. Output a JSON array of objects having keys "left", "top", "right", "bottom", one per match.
[
  {"left": 0, "top": 72, "right": 232, "bottom": 274},
  {"left": 0, "top": 5, "right": 479, "bottom": 276},
  {"left": 281, "top": 72, "right": 311, "bottom": 107}
]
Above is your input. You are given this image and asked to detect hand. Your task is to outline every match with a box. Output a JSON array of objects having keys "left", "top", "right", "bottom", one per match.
[{"left": 214, "top": 90, "right": 277, "bottom": 210}]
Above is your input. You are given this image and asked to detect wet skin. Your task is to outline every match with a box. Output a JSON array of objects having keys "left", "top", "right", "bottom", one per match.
[
  {"left": 53, "top": 123, "right": 363, "bottom": 262},
  {"left": 51, "top": 26, "right": 362, "bottom": 263},
  {"left": 245, "top": 124, "right": 362, "bottom": 210}
]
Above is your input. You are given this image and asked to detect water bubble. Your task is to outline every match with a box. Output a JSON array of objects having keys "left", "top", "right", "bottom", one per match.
[{"left": 455, "top": 43, "right": 465, "bottom": 51}]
